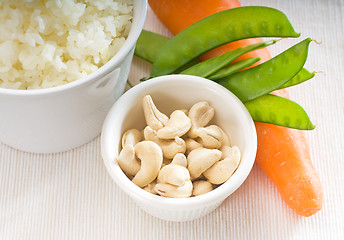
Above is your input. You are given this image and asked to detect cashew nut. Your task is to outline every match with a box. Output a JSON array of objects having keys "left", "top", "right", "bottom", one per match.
[
  {"left": 144, "top": 126, "right": 186, "bottom": 159},
  {"left": 187, "top": 102, "right": 215, "bottom": 138},
  {"left": 197, "top": 125, "right": 230, "bottom": 149},
  {"left": 157, "top": 154, "right": 188, "bottom": 187},
  {"left": 117, "top": 145, "right": 141, "bottom": 177},
  {"left": 142, "top": 95, "right": 169, "bottom": 131},
  {"left": 131, "top": 141, "right": 163, "bottom": 187},
  {"left": 157, "top": 164, "right": 190, "bottom": 187},
  {"left": 192, "top": 180, "right": 213, "bottom": 196},
  {"left": 185, "top": 138, "right": 203, "bottom": 155},
  {"left": 154, "top": 153, "right": 192, "bottom": 198},
  {"left": 121, "top": 129, "right": 143, "bottom": 148},
  {"left": 155, "top": 181, "right": 193, "bottom": 198},
  {"left": 219, "top": 127, "right": 231, "bottom": 147},
  {"left": 221, "top": 145, "right": 239, "bottom": 159},
  {"left": 203, "top": 146, "right": 241, "bottom": 184},
  {"left": 117, "top": 128, "right": 143, "bottom": 176},
  {"left": 187, "top": 148, "right": 222, "bottom": 179},
  {"left": 157, "top": 110, "right": 191, "bottom": 139},
  {"left": 171, "top": 153, "right": 187, "bottom": 168}
]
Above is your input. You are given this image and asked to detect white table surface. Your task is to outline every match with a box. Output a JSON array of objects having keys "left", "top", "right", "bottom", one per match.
[{"left": 1, "top": 0, "right": 344, "bottom": 239}]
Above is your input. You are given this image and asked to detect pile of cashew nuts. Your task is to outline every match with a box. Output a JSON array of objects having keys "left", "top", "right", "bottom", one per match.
[{"left": 117, "top": 95, "right": 241, "bottom": 198}]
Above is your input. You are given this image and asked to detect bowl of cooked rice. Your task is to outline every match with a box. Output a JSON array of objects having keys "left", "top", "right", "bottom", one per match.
[{"left": 0, "top": 0, "right": 147, "bottom": 153}]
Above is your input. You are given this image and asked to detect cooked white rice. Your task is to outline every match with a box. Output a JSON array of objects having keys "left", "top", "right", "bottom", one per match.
[{"left": 0, "top": 0, "right": 133, "bottom": 90}]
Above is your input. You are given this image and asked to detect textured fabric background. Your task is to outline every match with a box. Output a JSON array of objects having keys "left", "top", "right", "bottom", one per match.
[{"left": 1, "top": 0, "right": 344, "bottom": 239}]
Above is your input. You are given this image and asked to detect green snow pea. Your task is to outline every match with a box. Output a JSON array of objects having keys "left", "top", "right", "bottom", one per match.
[
  {"left": 151, "top": 6, "right": 300, "bottom": 77},
  {"left": 244, "top": 94, "right": 315, "bottom": 130},
  {"left": 208, "top": 57, "right": 261, "bottom": 80},
  {"left": 277, "top": 68, "right": 315, "bottom": 89},
  {"left": 134, "top": 31, "right": 263, "bottom": 81},
  {"left": 218, "top": 38, "right": 311, "bottom": 102},
  {"left": 134, "top": 30, "right": 201, "bottom": 73},
  {"left": 180, "top": 40, "right": 275, "bottom": 77},
  {"left": 134, "top": 30, "right": 170, "bottom": 63}
]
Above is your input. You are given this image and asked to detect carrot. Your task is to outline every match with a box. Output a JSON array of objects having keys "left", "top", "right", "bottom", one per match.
[{"left": 148, "top": 0, "right": 323, "bottom": 216}]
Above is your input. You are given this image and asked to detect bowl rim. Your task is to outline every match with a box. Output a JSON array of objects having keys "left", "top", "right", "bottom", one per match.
[
  {"left": 0, "top": 0, "right": 147, "bottom": 97},
  {"left": 101, "top": 74, "right": 257, "bottom": 209}
]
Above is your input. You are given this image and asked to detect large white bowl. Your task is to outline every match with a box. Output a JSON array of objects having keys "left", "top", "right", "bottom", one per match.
[
  {"left": 101, "top": 75, "right": 257, "bottom": 222},
  {"left": 0, "top": 0, "right": 147, "bottom": 153}
]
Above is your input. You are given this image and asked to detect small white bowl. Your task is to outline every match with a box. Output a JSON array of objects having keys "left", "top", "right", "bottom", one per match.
[{"left": 101, "top": 74, "right": 257, "bottom": 221}]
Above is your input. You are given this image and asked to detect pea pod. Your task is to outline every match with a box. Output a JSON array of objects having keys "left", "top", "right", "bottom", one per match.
[
  {"left": 134, "top": 30, "right": 263, "bottom": 80},
  {"left": 277, "top": 68, "right": 315, "bottom": 89},
  {"left": 208, "top": 57, "right": 261, "bottom": 80},
  {"left": 151, "top": 6, "right": 300, "bottom": 77},
  {"left": 218, "top": 38, "right": 311, "bottom": 102},
  {"left": 180, "top": 40, "right": 275, "bottom": 77},
  {"left": 134, "top": 30, "right": 201, "bottom": 71},
  {"left": 244, "top": 94, "right": 315, "bottom": 130},
  {"left": 134, "top": 30, "right": 170, "bottom": 63}
]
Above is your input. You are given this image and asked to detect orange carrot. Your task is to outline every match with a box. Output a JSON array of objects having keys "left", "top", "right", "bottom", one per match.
[{"left": 148, "top": 0, "right": 323, "bottom": 216}]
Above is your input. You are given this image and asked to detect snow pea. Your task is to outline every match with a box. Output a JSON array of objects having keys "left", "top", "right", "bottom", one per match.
[
  {"left": 244, "top": 94, "right": 315, "bottom": 130},
  {"left": 208, "top": 57, "right": 261, "bottom": 80},
  {"left": 134, "top": 30, "right": 201, "bottom": 71},
  {"left": 218, "top": 38, "right": 311, "bottom": 102},
  {"left": 151, "top": 6, "right": 300, "bottom": 77},
  {"left": 134, "top": 30, "right": 170, "bottom": 63},
  {"left": 277, "top": 68, "right": 315, "bottom": 89},
  {"left": 179, "top": 40, "right": 275, "bottom": 77}
]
